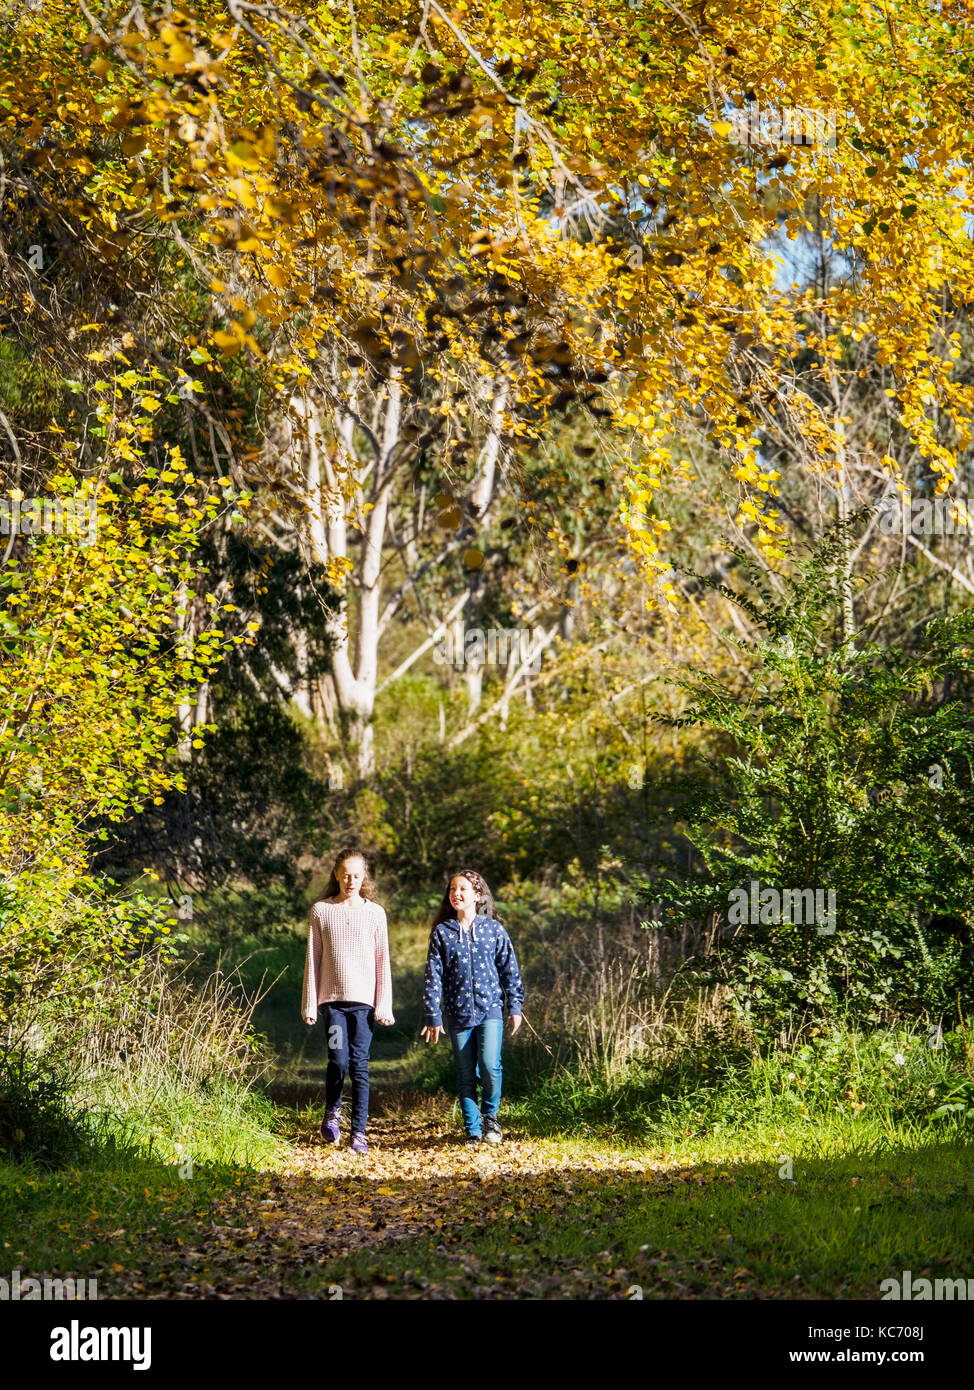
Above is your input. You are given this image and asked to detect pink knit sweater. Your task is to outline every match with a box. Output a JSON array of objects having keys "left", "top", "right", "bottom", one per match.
[{"left": 301, "top": 896, "right": 394, "bottom": 1022}]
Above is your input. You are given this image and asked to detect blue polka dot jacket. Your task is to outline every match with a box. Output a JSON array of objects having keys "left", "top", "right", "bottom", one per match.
[{"left": 423, "top": 915, "right": 525, "bottom": 1030}]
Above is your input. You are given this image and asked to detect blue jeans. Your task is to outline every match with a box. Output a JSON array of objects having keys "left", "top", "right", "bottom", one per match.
[
  {"left": 321, "top": 1002, "right": 374, "bottom": 1134},
  {"left": 449, "top": 1017, "right": 503, "bottom": 1137}
]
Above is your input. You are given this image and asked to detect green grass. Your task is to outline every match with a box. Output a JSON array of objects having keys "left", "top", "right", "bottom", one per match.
[
  {"left": 0, "top": 1140, "right": 267, "bottom": 1294},
  {"left": 492, "top": 1022, "right": 974, "bottom": 1144},
  {"left": 302, "top": 1135, "right": 974, "bottom": 1300},
  {"left": 89, "top": 1077, "right": 286, "bottom": 1169},
  {"left": 3, "top": 1115, "right": 970, "bottom": 1299},
  {"left": 0, "top": 1057, "right": 286, "bottom": 1292}
]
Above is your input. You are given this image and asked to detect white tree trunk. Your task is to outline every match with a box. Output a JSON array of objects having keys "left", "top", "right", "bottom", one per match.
[{"left": 281, "top": 367, "right": 510, "bottom": 777}]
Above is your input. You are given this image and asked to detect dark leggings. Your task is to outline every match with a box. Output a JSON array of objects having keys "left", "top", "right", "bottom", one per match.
[{"left": 321, "top": 1001, "right": 374, "bottom": 1134}]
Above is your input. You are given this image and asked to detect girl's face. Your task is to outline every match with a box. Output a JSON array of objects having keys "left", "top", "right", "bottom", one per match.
[
  {"left": 338, "top": 857, "right": 366, "bottom": 897},
  {"left": 450, "top": 875, "right": 478, "bottom": 915}
]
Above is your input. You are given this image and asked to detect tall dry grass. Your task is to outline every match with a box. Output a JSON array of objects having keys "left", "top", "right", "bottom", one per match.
[
  {"left": 522, "top": 909, "right": 739, "bottom": 1083},
  {"left": 71, "top": 952, "right": 273, "bottom": 1090},
  {"left": 2, "top": 945, "right": 280, "bottom": 1167}
]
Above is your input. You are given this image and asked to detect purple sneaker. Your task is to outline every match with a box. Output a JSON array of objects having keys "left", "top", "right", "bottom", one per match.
[
  {"left": 350, "top": 1131, "right": 369, "bottom": 1154},
  {"left": 320, "top": 1107, "right": 341, "bottom": 1144}
]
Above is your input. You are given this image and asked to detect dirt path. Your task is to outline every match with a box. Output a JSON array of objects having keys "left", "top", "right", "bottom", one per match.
[{"left": 145, "top": 1100, "right": 671, "bottom": 1299}]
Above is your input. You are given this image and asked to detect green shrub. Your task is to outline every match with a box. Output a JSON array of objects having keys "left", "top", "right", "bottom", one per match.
[{"left": 644, "top": 522, "right": 974, "bottom": 1038}]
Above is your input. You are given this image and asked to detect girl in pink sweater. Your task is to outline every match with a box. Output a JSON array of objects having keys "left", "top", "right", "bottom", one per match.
[{"left": 302, "top": 850, "right": 394, "bottom": 1153}]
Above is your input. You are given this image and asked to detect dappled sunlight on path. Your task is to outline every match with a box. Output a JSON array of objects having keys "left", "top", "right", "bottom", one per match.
[
  {"left": 104, "top": 1093, "right": 972, "bottom": 1300},
  {"left": 143, "top": 1106, "right": 689, "bottom": 1299}
]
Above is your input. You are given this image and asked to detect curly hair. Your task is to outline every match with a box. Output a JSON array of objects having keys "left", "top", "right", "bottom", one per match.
[
  {"left": 432, "top": 868, "right": 499, "bottom": 927},
  {"left": 322, "top": 848, "right": 378, "bottom": 902}
]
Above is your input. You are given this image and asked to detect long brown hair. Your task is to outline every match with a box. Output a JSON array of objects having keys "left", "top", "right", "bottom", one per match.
[
  {"left": 432, "top": 868, "right": 498, "bottom": 927},
  {"left": 322, "top": 849, "right": 378, "bottom": 902}
]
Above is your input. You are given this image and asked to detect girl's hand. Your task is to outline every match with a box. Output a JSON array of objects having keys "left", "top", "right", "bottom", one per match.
[
  {"left": 304, "top": 1015, "right": 317, "bottom": 1026},
  {"left": 376, "top": 1016, "right": 394, "bottom": 1026},
  {"left": 508, "top": 1014, "right": 522, "bottom": 1034},
  {"left": 421, "top": 1025, "right": 444, "bottom": 1044}
]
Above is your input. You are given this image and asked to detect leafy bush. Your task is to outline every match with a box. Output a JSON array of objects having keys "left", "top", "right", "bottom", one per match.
[
  {"left": 644, "top": 525, "right": 974, "bottom": 1038},
  {"left": 0, "top": 870, "right": 180, "bottom": 1043}
]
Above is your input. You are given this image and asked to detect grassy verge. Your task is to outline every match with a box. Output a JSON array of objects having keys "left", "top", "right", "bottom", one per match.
[
  {"left": 300, "top": 1133, "right": 974, "bottom": 1300},
  {"left": 0, "top": 1151, "right": 264, "bottom": 1296},
  {"left": 0, "top": 1088, "right": 281, "bottom": 1298},
  {"left": 0, "top": 940, "right": 287, "bottom": 1294},
  {"left": 4, "top": 1122, "right": 970, "bottom": 1299}
]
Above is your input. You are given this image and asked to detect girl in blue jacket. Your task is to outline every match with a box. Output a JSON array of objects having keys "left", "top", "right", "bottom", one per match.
[{"left": 421, "top": 868, "right": 524, "bottom": 1145}]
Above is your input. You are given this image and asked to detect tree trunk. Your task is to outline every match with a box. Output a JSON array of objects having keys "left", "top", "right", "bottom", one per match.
[
  {"left": 830, "top": 377, "right": 856, "bottom": 644},
  {"left": 283, "top": 366, "right": 509, "bottom": 776}
]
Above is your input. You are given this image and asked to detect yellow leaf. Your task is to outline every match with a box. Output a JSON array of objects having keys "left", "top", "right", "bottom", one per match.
[
  {"left": 212, "top": 331, "right": 241, "bottom": 356},
  {"left": 169, "top": 39, "right": 195, "bottom": 65},
  {"left": 229, "top": 140, "right": 259, "bottom": 168}
]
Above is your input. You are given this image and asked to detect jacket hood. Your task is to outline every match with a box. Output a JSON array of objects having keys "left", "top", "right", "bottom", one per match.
[{"left": 438, "top": 913, "right": 493, "bottom": 940}]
